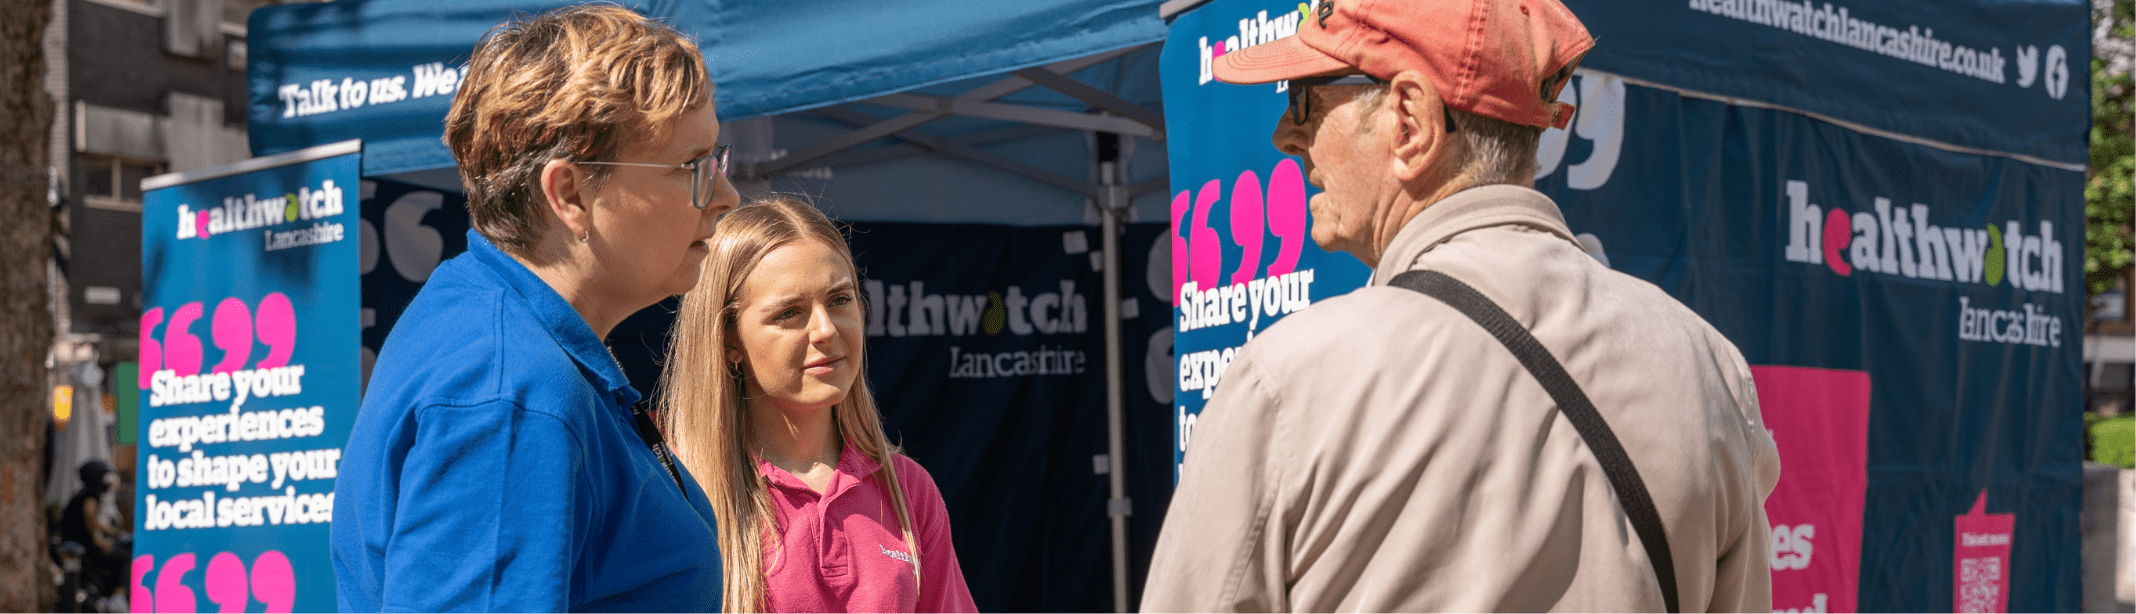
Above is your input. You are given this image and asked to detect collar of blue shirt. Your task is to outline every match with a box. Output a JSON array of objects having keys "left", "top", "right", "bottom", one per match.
[{"left": 463, "top": 229, "right": 643, "bottom": 409}]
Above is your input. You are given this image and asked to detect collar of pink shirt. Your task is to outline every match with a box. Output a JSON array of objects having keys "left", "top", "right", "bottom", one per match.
[{"left": 755, "top": 440, "right": 879, "bottom": 497}]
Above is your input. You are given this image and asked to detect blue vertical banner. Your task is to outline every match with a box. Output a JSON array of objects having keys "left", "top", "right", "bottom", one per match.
[
  {"left": 137, "top": 141, "right": 362, "bottom": 613},
  {"left": 1158, "top": 0, "right": 1372, "bottom": 481}
]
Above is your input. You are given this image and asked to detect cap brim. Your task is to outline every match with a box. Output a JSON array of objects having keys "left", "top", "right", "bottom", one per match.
[{"left": 1212, "top": 36, "right": 1355, "bottom": 84}]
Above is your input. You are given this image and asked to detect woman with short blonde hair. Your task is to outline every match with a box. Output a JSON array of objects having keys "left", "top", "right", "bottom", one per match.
[
  {"left": 333, "top": 4, "right": 736, "bottom": 611},
  {"left": 663, "top": 196, "right": 975, "bottom": 612}
]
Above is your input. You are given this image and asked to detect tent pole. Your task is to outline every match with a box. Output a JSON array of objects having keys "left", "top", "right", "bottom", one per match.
[{"left": 1100, "top": 160, "right": 1131, "bottom": 613}]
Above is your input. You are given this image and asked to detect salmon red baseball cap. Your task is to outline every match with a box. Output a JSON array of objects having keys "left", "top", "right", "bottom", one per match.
[{"left": 1213, "top": 0, "right": 1595, "bottom": 129}]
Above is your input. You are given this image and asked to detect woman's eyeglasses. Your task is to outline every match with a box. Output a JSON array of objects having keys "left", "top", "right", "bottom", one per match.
[{"left": 577, "top": 144, "right": 732, "bottom": 210}]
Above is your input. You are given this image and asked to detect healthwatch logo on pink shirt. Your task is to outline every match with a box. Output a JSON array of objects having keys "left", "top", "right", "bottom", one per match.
[{"left": 878, "top": 544, "right": 917, "bottom": 578}]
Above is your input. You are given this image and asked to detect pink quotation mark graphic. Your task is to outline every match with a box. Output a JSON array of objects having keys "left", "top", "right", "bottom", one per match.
[
  {"left": 132, "top": 551, "right": 296, "bottom": 613},
  {"left": 152, "top": 553, "right": 198, "bottom": 613},
  {"left": 1172, "top": 158, "right": 1311, "bottom": 299},
  {"left": 1264, "top": 159, "right": 1307, "bottom": 278},
  {"left": 141, "top": 293, "right": 299, "bottom": 388},
  {"left": 1229, "top": 171, "right": 1264, "bottom": 285},
  {"left": 205, "top": 552, "right": 248, "bottom": 612},
  {"left": 253, "top": 292, "right": 298, "bottom": 369},
  {"left": 163, "top": 303, "right": 206, "bottom": 377},
  {"left": 1172, "top": 190, "right": 1193, "bottom": 301},
  {"left": 250, "top": 551, "right": 297, "bottom": 613},
  {"left": 130, "top": 555, "right": 154, "bottom": 613},
  {"left": 210, "top": 298, "right": 253, "bottom": 374},
  {"left": 1189, "top": 179, "right": 1224, "bottom": 295},
  {"left": 139, "top": 309, "right": 164, "bottom": 389}
]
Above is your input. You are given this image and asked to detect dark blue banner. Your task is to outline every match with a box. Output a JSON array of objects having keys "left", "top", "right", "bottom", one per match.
[
  {"left": 354, "top": 178, "right": 469, "bottom": 391},
  {"left": 137, "top": 141, "right": 363, "bottom": 613},
  {"left": 246, "top": 2, "right": 509, "bottom": 178},
  {"left": 1541, "top": 75, "right": 2084, "bottom": 612},
  {"left": 1565, "top": 0, "right": 2091, "bottom": 167},
  {"left": 1161, "top": 0, "right": 2083, "bottom": 609},
  {"left": 845, "top": 222, "right": 1178, "bottom": 612}
]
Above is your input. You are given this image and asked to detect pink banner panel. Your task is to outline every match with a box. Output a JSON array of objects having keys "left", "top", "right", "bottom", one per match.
[
  {"left": 1752, "top": 366, "right": 1871, "bottom": 614},
  {"left": 1952, "top": 492, "right": 2014, "bottom": 613}
]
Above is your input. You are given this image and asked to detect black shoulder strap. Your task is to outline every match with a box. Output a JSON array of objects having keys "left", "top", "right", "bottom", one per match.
[{"left": 1388, "top": 270, "right": 1680, "bottom": 613}]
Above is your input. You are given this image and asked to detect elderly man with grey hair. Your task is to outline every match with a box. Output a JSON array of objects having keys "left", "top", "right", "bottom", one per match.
[{"left": 1140, "top": 0, "right": 1782, "bottom": 611}]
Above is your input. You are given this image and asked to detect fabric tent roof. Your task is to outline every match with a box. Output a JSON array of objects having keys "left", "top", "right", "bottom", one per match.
[{"left": 246, "top": 0, "right": 1169, "bottom": 179}]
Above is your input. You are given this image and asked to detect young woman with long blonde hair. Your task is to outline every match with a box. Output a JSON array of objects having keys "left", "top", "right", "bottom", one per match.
[{"left": 661, "top": 196, "right": 976, "bottom": 612}]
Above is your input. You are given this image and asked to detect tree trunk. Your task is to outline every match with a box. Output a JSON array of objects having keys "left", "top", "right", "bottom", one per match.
[{"left": 0, "top": 0, "right": 56, "bottom": 609}]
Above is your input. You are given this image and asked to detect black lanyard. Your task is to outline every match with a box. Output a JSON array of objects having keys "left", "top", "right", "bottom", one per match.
[{"left": 631, "top": 404, "right": 688, "bottom": 493}]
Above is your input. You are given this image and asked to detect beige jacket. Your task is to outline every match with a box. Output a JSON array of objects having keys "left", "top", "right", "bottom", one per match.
[{"left": 1142, "top": 185, "right": 1780, "bottom": 612}]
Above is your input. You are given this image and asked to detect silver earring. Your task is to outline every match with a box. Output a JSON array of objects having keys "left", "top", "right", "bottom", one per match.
[{"left": 577, "top": 229, "right": 590, "bottom": 243}]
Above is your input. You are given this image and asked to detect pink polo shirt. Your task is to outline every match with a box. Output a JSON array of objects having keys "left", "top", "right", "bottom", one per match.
[{"left": 760, "top": 442, "right": 976, "bottom": 613}]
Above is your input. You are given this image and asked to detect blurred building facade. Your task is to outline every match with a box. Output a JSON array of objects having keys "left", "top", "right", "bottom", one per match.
[
  {"left": 46, "top": 0, "right": 263, "bottom": 366},
  {"left": 38, "top": 0, "right": 285, "bottom": 547},
  {"left": 2089, "top": 269, "right": 2133, "bottom": 418}
]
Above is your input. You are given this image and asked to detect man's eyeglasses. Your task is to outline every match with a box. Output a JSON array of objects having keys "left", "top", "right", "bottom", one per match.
[
  {"left": 1284, "top": 74, "right": 1456, "bottom": 133},
  {"left": 577, "top": 144, "right": 732, "bottom": 210}
]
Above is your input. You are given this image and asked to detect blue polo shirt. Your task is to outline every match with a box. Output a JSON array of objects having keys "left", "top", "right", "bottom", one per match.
[{"left": 333, "top": 231, "right": 721, "bottom": 612}]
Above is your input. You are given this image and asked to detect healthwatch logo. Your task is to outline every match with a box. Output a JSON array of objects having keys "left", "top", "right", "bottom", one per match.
[
  {"left": 175, "top": 180, "right": 347, "bottom": 243},
  {"left": 861, "top": 279, "right": 1086, "bottom": 337},
  {"left": 1780, "top": 180, "right": 2063, "bottom": 294},
  {"left": 1197, "top": 1, "right": 1323, "bottom": 85},
  {"left": 862, "top": 279, "right": 1092, "bottom": 380},
  {"left": 1780, "top": 179, "right": 2069, "bottom": 348}
]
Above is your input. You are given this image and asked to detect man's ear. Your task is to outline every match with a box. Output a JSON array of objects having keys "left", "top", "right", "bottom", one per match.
[
  {"left": 539, "top": 159, "right": 592, "bottom": 242},
  {"left": 1387, "top": 72, "right": 1446, "bottom": 182}
]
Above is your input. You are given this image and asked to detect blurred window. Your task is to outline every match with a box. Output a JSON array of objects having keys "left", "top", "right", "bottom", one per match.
[
  {"left": 2094, "top": 273, "right": 2135, "bottom": 334},
  {"left": 79, "top": 154, "right": 162, "bottom": 212},
  {"left": 226, "top": 39, "right": 246, "bottom": 71},
  {"left": 165, "top": 0, "right": 217, "bottom": 57},
  {"left": 224, "top": 0, "right": 260, "bottom": 25},
  {"left": 2087, "top": 361, "right": 2133, "bottom": 417},
  {"left": 81, "top": 0, "right": 159, "bottom": 15},
  {"left": 2098, "top": 362, "right": 2133, "bottom": 390},
  {"left": 224, "top": 0, "right": 271, "bottom": 31}
]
